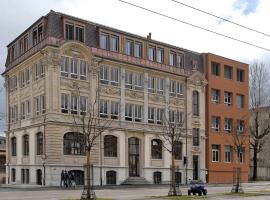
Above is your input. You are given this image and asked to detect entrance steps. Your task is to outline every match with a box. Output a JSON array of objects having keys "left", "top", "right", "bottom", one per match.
[{"left": 121, "top": 177, "right": 150, "bottom": 185}]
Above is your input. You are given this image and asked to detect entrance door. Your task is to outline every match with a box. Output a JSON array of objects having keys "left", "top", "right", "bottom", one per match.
[
  {"left": 36, "top": 169, "right": 42, "bottom": 185},
  {"left": 193, "top": 155, "right": 199, "bottom": 180},
  {"left": 128, "top": 137, "right": 140, "bottom": 177}
]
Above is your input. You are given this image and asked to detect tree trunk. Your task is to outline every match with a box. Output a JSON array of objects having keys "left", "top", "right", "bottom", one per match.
[
  {"left": 252, "top": 146, "right": 258, "bottom": 181},
  {"left": 86, "top": 149, "right": 91, "bottom": 199},
  {"left": 171, "top": 154, "right": 176, "bottom": 196}
]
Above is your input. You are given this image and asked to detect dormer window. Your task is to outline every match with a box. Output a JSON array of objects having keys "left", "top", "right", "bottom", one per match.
[
  {"left": 33, "top": 28, "right": 38, "bottom": 45},
  {"left": 37, "top": 24, "right": 43, "bottom": 42},
  {"left": 65, "top": 21, "right": 85, "bottom": 42}
]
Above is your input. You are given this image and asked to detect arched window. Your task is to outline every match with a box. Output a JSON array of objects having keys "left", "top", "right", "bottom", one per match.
[
  {"left": 11, "top": 137, "right": 16, "bottom": 156},
  {"left": 192, "top": 91, "right": 199, "bottom": 116},
  {"left": 36, "top": 132, "right": 43, "bottom": 155},
  {"left": 106, "top": 170, "right": 116, "bottom": 185},
  {"left": 153, "top": 171, "right": 162, "bottom": 184},
  {"left": 104, "top": 135, "right": 117, "bottom": 157},
  {"left": 173, "top": 141, "right": 182, "bottom": 160},
  {"left": 151, "top": 139, "right": 162, "bottom": 159},
  {"left": 63, "top": 132, "right": 85, "bottom": 155},
  {"left": 23, "top": 135, "right": 29, "bottom": 156}
]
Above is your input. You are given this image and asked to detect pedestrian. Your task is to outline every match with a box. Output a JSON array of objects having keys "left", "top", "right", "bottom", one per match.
[
  {"left": 70, "top": 172, "right": 76, "bottom": 188},
  {"left": 68, "top": 171, "right": 72, "bottom": 188},
  {"left": 64, "top": 170, "right": 68, "bottom": 188},
  {"left": 60, "top": 170, "right": 64, "bottom": 187}
]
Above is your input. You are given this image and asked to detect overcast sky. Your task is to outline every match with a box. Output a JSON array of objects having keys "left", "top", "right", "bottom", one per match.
[{"left": 0, "top": 0, "right": 270, "bottom": 135}]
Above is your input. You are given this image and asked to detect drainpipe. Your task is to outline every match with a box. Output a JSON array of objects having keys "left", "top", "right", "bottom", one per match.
[{"left": 185, "top": 77, "right": 188, "bottom": 184}]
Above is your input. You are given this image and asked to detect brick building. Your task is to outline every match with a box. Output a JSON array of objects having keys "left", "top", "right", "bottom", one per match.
[{"left": 203, "top": 53, "right": 249, "bottom": 183}]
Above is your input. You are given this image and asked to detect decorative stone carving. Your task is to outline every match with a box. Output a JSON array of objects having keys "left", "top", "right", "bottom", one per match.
[
  {"left": 169, "top": 97, "right": 184, "bottom": 107},
  {"left": 125, "top": 90, "right": 143, "bottom": 99},
  {"left": 149, "top": 94, "right": 165, "bottom": 103},
  {"left": 101, "top": 85, "right": 120, "bottom": 96}
]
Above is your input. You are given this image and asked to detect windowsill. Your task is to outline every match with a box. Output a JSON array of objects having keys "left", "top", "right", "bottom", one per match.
[
  {"left": 212, "top": 161, "right": 219, "bottom": 163},
  {"left": 63, "top": 154, "right": 86, "bottom": 157},
  {"left": 61, "top": 75, "right": 88, "bottom": 82},
  {"left": 224, "top": 161, "right": 231, "bottom": 163},
  {"left": 104, "top": 156, "right": 118, "bottom": 159},
  {"left": 151, "top": 158, "right": 163, "bottom": 160}
]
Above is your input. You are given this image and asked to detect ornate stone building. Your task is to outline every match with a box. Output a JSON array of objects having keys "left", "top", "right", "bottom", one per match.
[
  {"left": 2, "top": 11, "right": 207, "bottom": 186},
  {"left": 0, "top": 136, "right": 6, "bottom": 184}
]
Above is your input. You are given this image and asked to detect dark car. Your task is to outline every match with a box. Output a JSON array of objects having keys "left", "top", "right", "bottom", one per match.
[{"left": 188, "top": 180, "right": 207, "bottom": 196}]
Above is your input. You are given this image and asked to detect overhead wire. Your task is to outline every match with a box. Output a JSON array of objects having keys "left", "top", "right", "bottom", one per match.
[
  {"left": 118, "top": 0, "right": 270, "bottom": 52},
  {"left": 171, "top": 0, "right": 270, "bottom": 37}
]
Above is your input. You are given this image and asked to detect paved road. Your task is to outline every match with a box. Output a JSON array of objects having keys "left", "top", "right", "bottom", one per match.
[{"left": 0, "top": 182, "right": 270, "bottom": 200}]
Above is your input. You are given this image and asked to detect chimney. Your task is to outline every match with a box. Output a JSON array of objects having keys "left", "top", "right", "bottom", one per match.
[{"left": 147, "top": 32, "right": 152, "bottom": 40}]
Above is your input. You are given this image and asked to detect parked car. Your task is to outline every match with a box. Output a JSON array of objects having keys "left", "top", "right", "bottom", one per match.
[{"left": 188, "top": 180, "right": 207, "bottom": 196}]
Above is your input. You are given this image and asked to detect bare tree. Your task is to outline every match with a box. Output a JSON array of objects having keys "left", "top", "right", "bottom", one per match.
[
  {"left": 229, "top": 117, "right": 249, "bottom": 193},
  {"left": 71, "top": 84, "right": 113, "bottom": 200},
  {"left": 249, "top": 61, "right": 270, "bottom": 181},
  {"left": 158, "top": 110, "right": 186, "bottom": 196}
]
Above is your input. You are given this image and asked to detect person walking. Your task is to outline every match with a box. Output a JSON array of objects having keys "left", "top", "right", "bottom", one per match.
[{"left": 60, "top": 170, "right": 64, "bottom": 187}]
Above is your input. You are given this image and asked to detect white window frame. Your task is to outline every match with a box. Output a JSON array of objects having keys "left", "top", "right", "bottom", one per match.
[
  {"left": 100, "top": 33, "right": 109, "bottom": 50},
  {"left": 169, "top": 80, "right": 176, "bottom": 97},
  {"left": 35, "top": 96, "right": 40, "bottom": 115},
  {"left": 211, "top": 89, "right": 220, "bottom": 103},
  {"left": 134, "top": 105, "right": 142, "bottom": 122},
  {"left": 156, "top": 108, "right": 164, "bottom": 125},
  {"left": 100, "top": 100, "right": 108, "bottom": 118},
  {"left": 111, "top": 101, "right": 119, "bottom": 119},
  {"left": 125, "top": 103, "right": 133, "bottom": 121},
  {"left": 157, "top": 78, "right": 164, "bottom": 95},
  {"left": 224, "top": 118, "right": 232, "bottom": 133},
  {"left": 100, "top": 66, "right": 109, "bottom": 84},
  {"left": 134, "top": 73, "right": 142, "bottom": 90},
  {"left": 176, "top": 82, "right": 183, "bottom": 97},
  {"left": 110, "top": 35, "right": 119, "bottom": 52},
  {"left": 71, "top": 95, "right": 78, "bottom": 114},
  {"left": 224, "top": 145, "right": 231, "bottom": 163},
  {"left": 125, "top": 71, "right": 133, "bottom": 89},
  {"left": 212, "top": 145, "right": 220, "bottom": 162},
  {"left": 148, "top": 107, "right": 155, "bottom": 123},
  {"left": 156, "top": 48, "right": 164, "bottom": 63},
  {"left": 148, "top": 46, "right": 155, "bottom": 61},
  {"left": 224, "top": 91, "right": 232, "bottom": 106},
  {"left": 25, "top": 68, "right": 30, "bottom": 85},
  {"left": 80, "top": 96, "right": 87, "bottom": 115},
  {"left": 237, "top": 120, "right": 244, "bottom": 133},
  {"left": 111, "top": 68, "right": 119, "bottom": 86},
  {"left": 125, "top": 40, "right": 133, "bottom": 56},
  {"left": 148, "top": 76, "right": 155, "bottom": 93},
  {"left": 70, "top": 58, "right": 78, "bottom": 79},
  {"left": 211, "top": 116, "right": 220, "bottom": 132},
  {"left": 79, "top": 60, "right": 87, "bottom": 80},
  {"left": 61, "top": 94, "right": 69, "bottom": 113}
]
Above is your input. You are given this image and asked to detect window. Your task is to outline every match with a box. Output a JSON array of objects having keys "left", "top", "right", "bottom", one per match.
[
  {"left": 125, "top": 103, "right": 133, "bottom": 121},
  {"left": 104, "top": 135, "right": 117, "bottom": 157},
  {"left": 25, "top": 68, "right": 30, "bottom": 85},
  {"left": 26, "top": 100, "right": 31, "bottom": 117},
  {"left": 192, "top": 128, "right": 199, "bottom": 146},
  {"left": 125, "top": 40, "right": 134, "bottom": 56},
  {"left": 11, "top": 168, "right": 16, "bottom": 182},
  {"left": 36, "top": 132, "right": 43, "bottom": 155},
  {"left": 125, "top": 71, "right": 133, "bottom": 89},
  {"left": 21, "top": 102, "right": 26, "bottom": 120},
  {"left": 20, "top": 38, "right": 24, "bottom": 54},
  {"left": 148, "top": 46, "right": 155, "bottom": 61},
  {"left": 37, "top": 24, "right": 43, "bottom": 42},
  {"left": 174, "top": 141, "right": 182, "bottom": 160},
  {"left": 111, "top": 102, "right": 119, "bottom": 119},
  {"left": 156, "top": 48, "right": 164, "bottom": 63},
  {"left": 153, "top": 171, "right": 162, "bottom": 184},
  {"left": 237, "top": 120, "right": 244, "bottom": 133},
  {"left": 71, "top": 95, "right": 78, "bottom": 114},
  {"left": 176, "top": 82, "right": 184, "bottom": 97},
  {"left": 192, "top": 91, "right": 199, "bottom": 116},
  {"left": 66, "top": 23, "right": 74, "bottom": 40},
  {"left": 100, "top": 33, "right": 109, "bottom": 50},
  {"left": 169, "top": 80, "right": 176, "bottom": 97},
  {"left": 134, "top": 42, "right": 142, "bottom": 58},
  {"left": 134, "top": 105, "right": 142, "bottom": 122},
  {"left": 61, "top": 94, "right": 69, "bottom": 113},
  {"left": 211, "top": 62, "right": 220, "bottom": 76},
  {"left": 63, "top": 132, "right": 85, "bottom": 155},
  {"left": 169, "top": 110, "right": 175, "bottom": 123},
  {"left": 236, "top": 94, "right": 244, "bottom": 108},
  {"left": 176, "top": 111, "right": 183, "bottom": 126},
  {"left": 237, "top": 147, "right": 244, "bottom": 163},
  {"left": 23, "top": 135, "right": 29, "bottom": 156},
  {"left": 211, "top": 116, "right": 220, "bottom": 132},
  {"left": 10, "top": 76, "right": 17, "bottom": 92},
  {"left": 151, "top": 139, "right": 162, "bottom": 159},
  {"left": 224, "top": 91, "right": 232, "bottom": 106},
  {"left": 211, "top": 89, "right": 220, "bottom": 103},
  {"left": 224, "top": 145, "right": 231, "bottom": 163},
  {"left": 237, "top": 69, "right": 244, "bottom": 82},
  {"left": 33, "top": 28, "right": 38, "bottom": 46},
  {"left": 148, "top": 107, "right": 155, "bottom": 123},
  {"left": 20, "top": 71, "right": 26, "bottom": 88},
  {"left": 177, "top": 54, "right": 184, "bottom": 68},
  {"left": 100, "top": 66, "right": 109, "bottom": 84},
  {"left": 224, "top": 118, "right": 232, "bottom": 133},
  {"left": 100, "top": 100, "right": 108, "bottom": 118},
  {"left": 110, "top": 36, "right": 119, "bottom": 52},
  {"left": 157, "top": 78, "right": 164, "bottom": 95},
  {"left": 75, "top": 26, "right": 84, "bottom": 42},
  {"left": 70, "top": 58, "right": 78, "bottom": 79},
  {"left": 111, "top": 68, "right": 119, "bottom": 86},
  {"left": 80, "top": 60, "right": 87, "bottom": 80},
  {"left": 80, "top": 96, "right": 87, "bottom": 115},
  {"left": 134, "top": 73, "right": 143, "bottom": 90},
  {"left": 224, "top": 65, "right": 233, "bottom": 79},
  {"left": 35, "top": 96, "right": 40, "bottom": 115},
  {"left": 170, "top": 52, "right": 176, "bottom": 66},
  {"left": 106, "top": 171, "right": 116, "bottom": 185},
  {"left": 156, "top": 108, "right": 164, "bottom": 124},
  {"left": 148, "top": 76, "right": 155, "bottom": 93},
  {"left": 11, "top": 137, "right": 16, "bottom": 156},
  {"left": 34, "top": 63, "right": 45, "bottom": 80},
  {"left": 40, "top": 95, "right": 45, "bottom": 114},
  {"left": 212, "top": 144, "right": 220, "bottom": 162},
  {"left": 24, "top": 35, "right": 28, "bottom": 52}
]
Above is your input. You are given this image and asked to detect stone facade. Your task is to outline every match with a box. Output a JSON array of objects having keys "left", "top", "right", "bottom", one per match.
[{"left": 3, "top": 11, "right": 207, "bottom": 186}]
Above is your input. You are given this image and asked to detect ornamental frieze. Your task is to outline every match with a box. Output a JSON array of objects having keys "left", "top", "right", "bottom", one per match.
[
  {"left": 148, "top": 93, "right": 165, "bottom": 103},
  {"left": 169, "top": 97, "right": 184, "bottom": 107},
  {"left": 100, "top": 85, "right": 120, "bottom": 96},
  {"left": 125, "top": 90, "right": 143, "bottom": 99}
]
